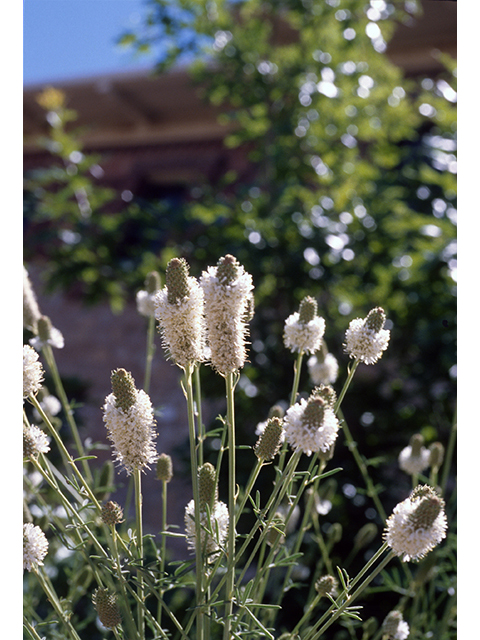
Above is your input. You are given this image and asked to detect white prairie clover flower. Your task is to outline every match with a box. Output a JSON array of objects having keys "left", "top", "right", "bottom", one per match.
[
  {"left": 308, "top": 351, "right": 339, "bottom": 385},
  {"left": 29, "top": 315, "right": 64, "bottom": 350},
  {"left": 23, "top": 424, "right": 50, "bottom": 459},
  {"left": 398, "top": 434, "right": 431, "bottom": 476},
  {"left": 382, "top": 610, "right": 410, "bottom": 639},
  {"left": 23, "top": 345, "right": 44, "bottom": 399},
  {"left": 23, "top": 523, "right": 49, "bottom": 572},
  {"left": 23, "top": 266, "right": 42, "bottom": 333},
  {"left": 344, "top": 307, "right": 390, "bottom": 364},
  {"left": 200, "top": 254, "right": 254, "bottom": 375},
  {"left": 185, "top": 463, "right": 228, "bottom": 561},
  {"left": 283, "top": 296, "right": 326, "bottom": 355},
  {"left": 284, "top": 393, "right": 339, "bottom": 456},
  {"left": 383, "top": 485, "right": 447, "bottom": 562},
  {"left": 103, "top": 369, "right": 158, "bottom": 475},
  {"left": 136, "top": 270, "right": 162, "bottom": 317},
  {"left": 155, "top": 258, "right": 205, "bottom": 368}
]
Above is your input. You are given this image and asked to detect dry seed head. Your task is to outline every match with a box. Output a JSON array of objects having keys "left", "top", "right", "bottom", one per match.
[
  {"left": 166, "top": 257, "right": 190, "bottom": 304},
  {"left": 299, "top": 296, "right": 318, "bottom": 324},
  {"left": 198, "top": 463, "right": 218, "bottom": 510},
  {"left": 101, "top": 501, "right": 124, "bottom": 526},
  {"left": 315, "top": 574, "right": 338, "bottom": 597},
  {"left": 156, "top": 453, "right": 173, "bottom": 482},
  {"left": 92, "top": 587, "right": 122, "bottom": 629},
  {"left": 364, "top": 307, "right": 386, "bottom": 333},
  {"left": 111, "top": 368, "right": 137, "bottom": 412},
  {"left": 254, "top": 417, "right": 284, "bottom": 461}
]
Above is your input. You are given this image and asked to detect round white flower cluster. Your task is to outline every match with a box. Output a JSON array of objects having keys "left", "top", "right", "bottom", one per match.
[
  {"left": 344, "top": 308, "right": 390, "bottom": 364},
  {"left": 284, "top": 312, "right": 326, "bottom": 355},
  {"left": 103, "top": 389, "right": 158, "bottom": 475},
  {"left": 383, "top": 486, "right": 447, "bottom": 562},
  {"left": 184, "top": 499, "right": 229, "bottom": 562},
  {"left": 23, "top": 424, "right": 51, "bottom": 458},
  {"left": 23, "top": 523, "right": 49, "bottom": 572},
  {"left": 398, "top": 444, "right": 431, "bottom": 476},
  {"left": 136, "top": 289, "right": 158, "bottom": 318},
  {"left": 284, "top": 397, "right": 339, "bottom": 456},
  {"left": 23, "top": 345, "right": 44, "bottom": 399},
  {"left": 307, "top": 352, "right": 339, "bottom": 385}
]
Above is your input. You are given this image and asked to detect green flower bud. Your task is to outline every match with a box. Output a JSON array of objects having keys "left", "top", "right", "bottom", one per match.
[
  {"left": 166, "top": 257, "right": 190, "bottom": 304},
  {"left": 92, "top": 588, "right": 122, "bottom": 629},
  {"left": 198, "top": 463, "right": 217, "bottom": 511},
  {"left": 156, "top": 453, "right": 173, "bottom": 483},
  {"left": 145, "top": 270, "right": 162, "bottom": 294},
  {"left": 111, "top": 368, "right": 137, "bottom": 412},
  {"left": 364, "top": 307, "right": 386, "bottom": 333},
  {"left": 216, "top": 254, "right": 240, "bottom": 285},
  {"left": 254, "top": 417, "right": 284, "bottom": 462},
  {"left": 299, "top": 296, "right": 318, "bottom": 324}
]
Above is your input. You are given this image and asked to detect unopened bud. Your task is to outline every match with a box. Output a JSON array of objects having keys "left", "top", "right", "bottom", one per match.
[
  {"left": 101, "top": 501, "right": 124, "bottom": 527},
  {"left": 327, "top": 522, "right": 342, "bottom": 544},
  {"left": 216, "top": 254, "right": 239, "bottom": 285},
  {"left": 311, "top": 384, "right": 337, "bottom": 408},
  {"left": 156, "top": 453, "right": 173, "bottom": 482},
  {"left": 429, "top": 442, "right": 445, "bottom": 470},
  {"left": 302, "top": 397, "right": 326, "bottom": 430},
  {"left": 166, "top": 258, "right": 190, "bottom": 304},
  {"left": 254, "top": 417, "right": 284, "bottom": 461},
  {"left": 299, "top": 296, "right": 318, "bottom": 324},
  {"left": 353, "top": 523, "right": 377, "bottom": 550},
  {"left": 364, "top": 307, "right": 386, "bottom": 333},
  {"left": 111, "top": 369, "right": 137, "bottom": 412},
  {"left": 198, "top": 463, "right": 217, "bottom": 510},
  {"left": 145, "top": 270, "right": 161, "bottom": 294},
  {"left": 268, "top": 404, "right": 285, "bottom": 419},
  {"left": 409, "top": 433, "right": 424, "bottom": 457},
  {"left": 37, "top": 316, "right": 53, "bottom": 343},
  {"left": 92, "top": 588, "right": 122, "bottom": 629}
]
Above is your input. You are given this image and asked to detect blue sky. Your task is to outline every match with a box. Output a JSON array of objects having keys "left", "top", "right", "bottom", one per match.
[{"left": 23, "top": 0, "right": 156, "bottom": 86}]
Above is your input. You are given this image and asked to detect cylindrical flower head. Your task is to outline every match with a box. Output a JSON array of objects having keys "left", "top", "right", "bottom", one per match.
[
  {"left": 23, "top": 266, "right": 41, "bottom": 333},
  {"left": 382, "top": 610, "right": 410, "bottom": 639},
  {"left": 315, "top": 574, "right": 338, "bottom": 598},
  {"left": 101, "top": 501, "right": 124, "bottom": 526},
  {"left": 30, "top": 315, "right": 64, "bottom": 350},
  {"left": 344, "top": 307, "right": 390, "bottom": 364},
  {"left": 184, "top": 499, "right": 229, "bottom": 562},
  {"left": 311, "top": 384, "right": 337, "bottom": 408},
  {"left": 254, "top": 416, "right": 285, "bottom": 461},
  {"left": 155, "top": 258, "right": 206, "bottom": 368},
  {"left": 23, "top": 424, "right": 50, "bottom": 459},
  {"left": 283, "top": 296, "right": 326, "bottom": 355},
  {"left": 198, "top": 462, "right": 218, "bottom": 511},
  {"left": 23, "top": 345, "right": 44, "bottom": 399},
  {"left": 383, "top": 485, "right": 447, "bottom": 562},
  {"left": 398, "top": 434, "right": 431, "bottom": 476},
  {"left": 103, "top": 369, "right": 158, "bottom": 475},
  {"left": 23, "top": 523, "right": 49, "bottom": 572},
  {"left": 200, "top": 254, "right": 254, "bottom": 375},
  {"left": 284, "top": 395, "right": 339, "bottom": 456},
  {"left": 156, "top": 453, "right": 173, "bottom": 483},
  {"left": 92, "top": 588, "right": 122, "bottom": 629},
  {"left": 308, "top": 351, "right": 339, "bottom": 386}
]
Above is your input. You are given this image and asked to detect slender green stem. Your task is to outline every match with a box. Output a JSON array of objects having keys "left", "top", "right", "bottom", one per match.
[
  {"left": 308, "top": 549, "right": 395, "bottom": 640},
  {"left": 158, "top": 478, "right": 168, "bottom": 627},
  {"left": 42, "top": 343, "right": 93, "bottom": 482},
  {"left": 235, "top": 458, "right": 264, "bottom": 526},
  {"left": 185, "top": 362, "right": 205, "bottom": 640},
  {"left": 23, "top": 618, "right": 45, "bottom": 640},
  {"left": 440, "top": 407, "right": 457, "bottom": 497},
  {"left": 290, "top": 350, "right": 304, "bottom": 406},
  {"left": 195, "top": 365, "right": 204, "bottom": 467},
  {"left": 223, "top": 371, "right": 237, "bottom": 640},
  {"left": 34, "top": 567, "right": 83, "bottom": 640},
  {"left": 144, "top": 314, "right": 156, "bottom": 395},
  {"left": 110, "top": 525, "right": 140, "bottom": 639},
  {"left": 134, "top": 469, "right": 145, "bottom": 639}
]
